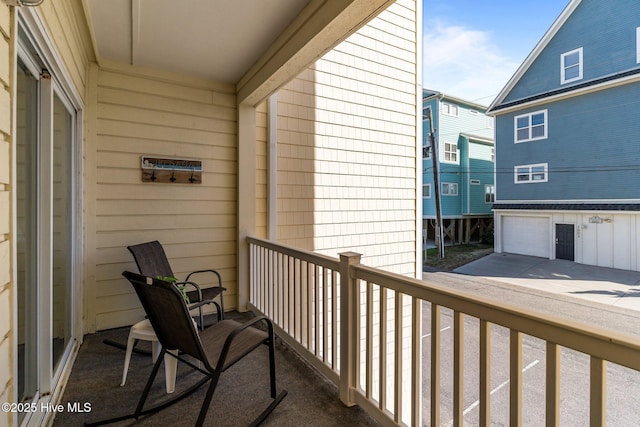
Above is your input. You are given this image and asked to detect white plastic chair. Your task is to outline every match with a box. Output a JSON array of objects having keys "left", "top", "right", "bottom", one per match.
[{"left": 120, "top": 319, "right": 178, "bottom": 393}]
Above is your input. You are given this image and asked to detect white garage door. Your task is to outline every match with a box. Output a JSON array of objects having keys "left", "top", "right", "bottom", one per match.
[{"left": 502, "top": 216, "right": 550, "bottom": 258}]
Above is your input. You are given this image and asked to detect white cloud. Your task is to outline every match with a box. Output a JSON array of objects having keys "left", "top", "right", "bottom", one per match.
[{"left": 423, "top": 21, "right": 521, "bottom": 105}]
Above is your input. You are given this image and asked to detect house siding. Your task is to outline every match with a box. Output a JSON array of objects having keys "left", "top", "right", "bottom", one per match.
[
  {"left": 87, "top": 63, "right": 238, "bottom": 331},
  {"left": 504, "top": 0, "right": 640, "bottom": 104},
  {"left": 491, "top": 0, "right": 640, "bottom": 272},
  {"left": 276, "top": 0, "right": 418, "bottom": 276},
  {"left": 422, "top": 94, "right": 494, "bottom": 218},
  {"left": 0, "top": 3, "right": 12, "bottom": 423},
  {"left": 495, "top": 82, "right": 640, "bottom": 202}
]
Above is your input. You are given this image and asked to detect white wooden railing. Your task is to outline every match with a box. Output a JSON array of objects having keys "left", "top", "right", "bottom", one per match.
[{"left": 247, "top": 236, "right": 640, "bottom": 426}]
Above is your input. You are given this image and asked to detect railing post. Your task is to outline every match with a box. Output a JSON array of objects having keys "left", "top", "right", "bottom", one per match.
[{"left": 339, "top": 251, "right": 362, "bottom": 406}]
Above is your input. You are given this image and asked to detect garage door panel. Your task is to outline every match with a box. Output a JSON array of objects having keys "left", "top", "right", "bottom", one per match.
[{"left": 502, "top": 216, "right": 549, "bottom": 258}]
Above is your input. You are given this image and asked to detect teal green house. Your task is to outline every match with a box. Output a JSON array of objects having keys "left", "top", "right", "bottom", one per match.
[{"left": 422, "top": 90, "right": 494, "bottom": 245}]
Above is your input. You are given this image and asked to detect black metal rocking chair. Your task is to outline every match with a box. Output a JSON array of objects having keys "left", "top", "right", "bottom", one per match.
[
  {"left": 86, "top": 271, "right": 287, "bottom": 427},
  {"left": 127, "top": 240, "right": 226, "bottom": 328}
]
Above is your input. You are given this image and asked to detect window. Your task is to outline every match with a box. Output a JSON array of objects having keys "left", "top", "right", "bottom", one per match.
[
  {"left": 423, "top": 145, "right": 431, "bottom": 159},
  {"left": 514, "top": 163, "right": 548, "bottom": 183},
  {"left": 443, "top": 142, "right": 458, "bottom": 162},
  {"left": 561, "top": 47, "right": 583, "bottom": 84},
  {"left": 423, "top": 106, "right": 431, "bottom": 120},
  {"left": 423, "top": 184, "right": 431, "bottom": 198},
  {"left": 469, "top": 110, "right": 479, "bottom": 115},
  {"left": 442, "top": 102, "right": 458, "bottom": 116},
  {"left": 485, "top": 185, "right": 495, "bottom": 203},
  {"left": 514, "top": 110, "right": 547, "bottom": 142},
  {"left": 442, "top": 182, "right": 458, "bottom": 196},
  {"left": 487, "top": 116, "right": 494, "bottom": 129}
]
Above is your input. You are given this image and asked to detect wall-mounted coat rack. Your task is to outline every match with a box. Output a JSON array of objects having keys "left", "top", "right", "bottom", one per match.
[{"left": 141, "top": 156, "right": 202, "bottom": 184}]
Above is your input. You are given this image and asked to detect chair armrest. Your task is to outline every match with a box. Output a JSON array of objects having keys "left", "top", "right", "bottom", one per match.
[
  {"left": 185, "top": 269, "right": 225, "bottom": 289},
  {"left": 174, "top": 280, "right": 203, "bottom": 302},
  {"left": 215, "top": 316, "right": 273, "bottom": 372}
]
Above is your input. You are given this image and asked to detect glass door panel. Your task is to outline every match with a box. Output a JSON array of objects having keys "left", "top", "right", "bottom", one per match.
[{"left": 52, "top": 93, "right": 73, "bottom": 372}]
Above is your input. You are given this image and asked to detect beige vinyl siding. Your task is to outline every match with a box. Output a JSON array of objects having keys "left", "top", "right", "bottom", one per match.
[
  {"left": 277, "top": 0, "right": 418, "bottom": 275},
  {"left": 87, "top": 62, "right": 238, "bottom": 331},
  {"left": 39, "top": 0, "right": 94, "bottom": 93},
  {"left": 0, "top": 4, "right": 12, "bottom": 423}
]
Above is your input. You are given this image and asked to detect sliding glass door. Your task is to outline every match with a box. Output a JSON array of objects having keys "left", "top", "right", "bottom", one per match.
[{"left": 16, "top": 28, "right": 78, "bottom": 425}]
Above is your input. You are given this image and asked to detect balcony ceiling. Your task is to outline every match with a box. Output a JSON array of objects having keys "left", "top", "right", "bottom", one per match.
[{"left": 83, "top": 0, "right": 311, "bottom": 83}]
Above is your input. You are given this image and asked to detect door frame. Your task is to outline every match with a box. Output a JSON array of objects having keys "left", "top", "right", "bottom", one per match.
[{"left": 13, "top": 9, "right": 85, "bottom": 426}]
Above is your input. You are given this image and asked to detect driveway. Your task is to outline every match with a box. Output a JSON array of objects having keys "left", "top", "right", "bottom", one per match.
[{"left": 452, "top": 252, "right": 640, "bottom": 312}]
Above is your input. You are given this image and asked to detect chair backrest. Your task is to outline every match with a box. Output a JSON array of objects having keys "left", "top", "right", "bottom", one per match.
[
  {"left": 127, "top": 240, "right": 174, "bottom": 278},
  {"left": 122, "top": 271, "right": 211, "bottom": 369}
]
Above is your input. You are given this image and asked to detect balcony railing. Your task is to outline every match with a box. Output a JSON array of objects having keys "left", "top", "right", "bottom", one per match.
[{"left": 247, "top": 236, "right": 640, "bottom": 426}]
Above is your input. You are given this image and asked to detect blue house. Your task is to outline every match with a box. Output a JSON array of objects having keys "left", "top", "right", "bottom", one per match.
[
  {"left": 423, "top": 90, "right": 494, "bottom": 245},
  {"left": 488, "top": 0, "right": 640, "bottom": 271}
]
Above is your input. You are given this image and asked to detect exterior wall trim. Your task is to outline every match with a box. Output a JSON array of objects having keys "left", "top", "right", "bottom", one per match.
[{"left": 489, "top": 68, "right": 640, "bottom": 115}]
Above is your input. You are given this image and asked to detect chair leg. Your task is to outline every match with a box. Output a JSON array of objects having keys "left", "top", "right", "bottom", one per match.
[
  {"left": 121, "top": 336, "right": 137, "bottom": 386},
  {"left": 134, "top": 347, "right": 166, "bottom": 418},
  {"left": 164, "top": 350, "right": 178, "bottom": 393},
  {"left": 218, "top": 293, "right": 225, "bottom": 320},
  {"left": 195, "top": 372, "right": 222, "bottom": 427}
]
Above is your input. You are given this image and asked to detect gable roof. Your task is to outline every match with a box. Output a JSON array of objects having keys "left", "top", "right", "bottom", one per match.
[
  {"left": 423, "top": 89, "right": 488, "bottom": 111},
  {"left": 487, "top": 0, "right": 581, "bottom": 113}
]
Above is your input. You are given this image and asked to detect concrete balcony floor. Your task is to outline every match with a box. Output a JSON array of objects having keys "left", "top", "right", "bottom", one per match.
[{"left": 53, "top": 312, "right": 377, "bottom": 426}]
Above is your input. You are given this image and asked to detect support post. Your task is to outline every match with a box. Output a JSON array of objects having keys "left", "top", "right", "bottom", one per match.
[
  {"left": 238, "top": 103, "right": 257, "bottom": 311},
  {"left": 339, "top": 251, "right": 362, "bottom": 406}
]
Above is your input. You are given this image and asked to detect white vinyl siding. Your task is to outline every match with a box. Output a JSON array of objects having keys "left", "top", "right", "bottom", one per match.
[
  {"left": 561, "top": 47, "right": 583, "bottom": 84},
  {"left": 515, "top": 163, "right": 548, "bottom": 183},
  {"left": 514, "top": 110, "right": 547, "bottom": 143}
]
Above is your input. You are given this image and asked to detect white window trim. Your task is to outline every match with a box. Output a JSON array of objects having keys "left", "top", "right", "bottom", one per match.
[
  {"left": 514, "top": 163, "right": 548, "bottom": 184},
  {"left": 636, "top": 27, "right": 640, "bottom": 63},
  {"left": 561, "top": 47, "right": 583, "bottom": 84},
  {"left": 441, "top": 102, "right": 459, "bottom": 117},
  {"left": 514, "top": 110, "right": 548, "bottom": 143},
  {"left": 484, "top": 184, "right": 495, "bottom": 203},
  {"left": 442, "top": 141, "right": 459, "bottom": 164},
  {"left": 423, "top": 184, "right": 431, "bottom": 199},
  {"left": 442, "top": 182, "right": 458, "bottom": 196},
  {"left": 487, "top": 117, "right": 494, "bottom": 129}
]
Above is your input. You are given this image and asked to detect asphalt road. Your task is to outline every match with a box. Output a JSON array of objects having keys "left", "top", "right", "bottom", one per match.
[{"left": 421, "top": 303, "right": 640, "bottom": 426}]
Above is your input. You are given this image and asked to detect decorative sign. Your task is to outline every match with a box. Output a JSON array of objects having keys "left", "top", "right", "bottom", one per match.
[{"left": 141, "top": 156, "right": 202, "bottom": 184}]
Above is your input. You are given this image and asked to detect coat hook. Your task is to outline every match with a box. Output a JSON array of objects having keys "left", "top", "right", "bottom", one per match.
[
  {"left": 170, "top": 169, "right": 176, "bottom": 182},
  {"left": 189, "top": 169, "right": 196, "bottom": 183},
  {"left": 150, "top": 168, "right": 157, "bottom": 181}
]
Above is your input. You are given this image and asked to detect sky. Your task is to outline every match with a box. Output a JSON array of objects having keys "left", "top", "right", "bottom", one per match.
[{"left": 423, "top": 0, "right": 570, "bottom": 106}]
